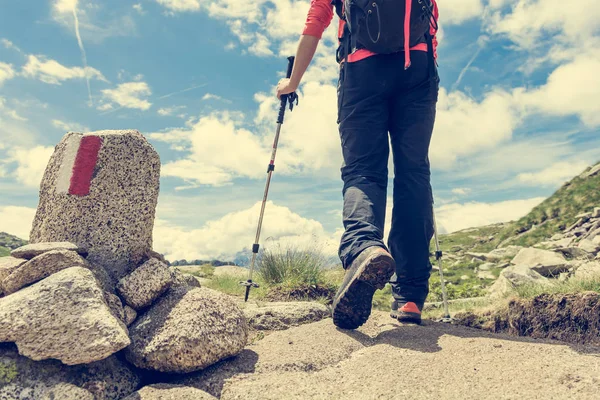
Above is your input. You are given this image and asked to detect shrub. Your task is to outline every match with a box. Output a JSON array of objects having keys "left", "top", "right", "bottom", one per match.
[{"left": 257, "top": 245, "right": 326, "bottom": 287}]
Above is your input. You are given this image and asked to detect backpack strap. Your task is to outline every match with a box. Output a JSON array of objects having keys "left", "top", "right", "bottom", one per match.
[{"left": 331, "top": 0, "right": 345, "bottom": 20}]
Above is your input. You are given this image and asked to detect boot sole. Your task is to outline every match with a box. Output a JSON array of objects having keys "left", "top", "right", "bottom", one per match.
[
  {"left": 390, "top": 310, "right": 422, "bottom": 325},
  {"left": 332, "top": 252, "right": 395, "bottom": 330}
]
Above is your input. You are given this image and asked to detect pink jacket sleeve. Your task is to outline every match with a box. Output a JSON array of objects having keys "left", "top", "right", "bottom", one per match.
[{"left": 302, "top": 0, "right": 334, "bottom": 39}]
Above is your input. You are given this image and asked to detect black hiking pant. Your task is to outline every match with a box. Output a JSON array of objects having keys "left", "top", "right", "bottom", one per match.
[{"left": 337, "top": 50, "right": 439, "bottom": 309}]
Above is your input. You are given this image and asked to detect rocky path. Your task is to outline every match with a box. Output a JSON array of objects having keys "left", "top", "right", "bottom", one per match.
[{"left": 176, "top": 311, "right": 600, "bottom": 400}]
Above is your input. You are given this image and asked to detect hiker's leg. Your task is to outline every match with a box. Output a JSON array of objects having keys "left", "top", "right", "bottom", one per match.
[
  {"left": 388, "top": 51, "right": 439, "bottom": 309},
  {"left": 337, "top": 57, "right": 391, "bottom": 269}
]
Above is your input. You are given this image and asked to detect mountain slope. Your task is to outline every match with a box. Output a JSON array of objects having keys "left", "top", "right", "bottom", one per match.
[
  {"left": 438, "top": 161, "right": 600, "bottom": 253},
  {"left": 0, "top": 232, "right": 28, "bottom": 257}
]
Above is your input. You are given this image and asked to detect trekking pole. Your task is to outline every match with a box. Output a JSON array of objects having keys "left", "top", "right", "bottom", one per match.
[
  {"left": 240, "top": 56, "right": 299, "bottom": 302},
  {"left": 433, "top": 209, "right": 453, "bottom": 323}
]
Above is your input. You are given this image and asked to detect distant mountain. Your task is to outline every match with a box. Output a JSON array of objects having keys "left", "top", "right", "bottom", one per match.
[{"left": 0, "top": 232, "right": 28, "bottom": 257}]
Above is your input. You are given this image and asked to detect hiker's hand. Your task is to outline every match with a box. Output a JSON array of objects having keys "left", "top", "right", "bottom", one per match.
[{"left": 276, "top": 78, "right": 297, "bottom": 99}]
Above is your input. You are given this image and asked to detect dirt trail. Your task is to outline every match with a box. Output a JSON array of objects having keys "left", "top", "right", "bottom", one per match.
[{"left": 177, "top": 311, "right": 600, "bottom": 399}]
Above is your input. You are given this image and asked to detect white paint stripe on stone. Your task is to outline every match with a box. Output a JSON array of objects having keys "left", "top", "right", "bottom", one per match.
[{"left": 55, "top": 134, "right": 82, "bottom": 194}]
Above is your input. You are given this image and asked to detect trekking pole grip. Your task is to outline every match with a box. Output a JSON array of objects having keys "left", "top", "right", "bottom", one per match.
[{"left": 277, "top": 56, "right": 297, "bottom": 124}]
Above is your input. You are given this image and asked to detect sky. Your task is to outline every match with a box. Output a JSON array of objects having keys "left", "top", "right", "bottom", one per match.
[{"left": 0, "top": 0, "right": 599, "bottom": 262}]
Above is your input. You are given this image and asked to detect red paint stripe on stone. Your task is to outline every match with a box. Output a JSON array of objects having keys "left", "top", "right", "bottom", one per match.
[{"left": 69, "top": 136, "right": 102, "bottom": 196}]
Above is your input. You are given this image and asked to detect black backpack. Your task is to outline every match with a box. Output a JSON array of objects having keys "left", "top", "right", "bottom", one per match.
[{"left": 333, "top": 0, "right": 437, "bottom": 57}]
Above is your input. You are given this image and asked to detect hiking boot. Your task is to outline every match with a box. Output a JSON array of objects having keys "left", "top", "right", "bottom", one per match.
[
  {"left": 332, "top": 246, "right": 396, "bottom": 330},
  {"left": 390, "top": 300, "right": 422, "bottom": 325}
]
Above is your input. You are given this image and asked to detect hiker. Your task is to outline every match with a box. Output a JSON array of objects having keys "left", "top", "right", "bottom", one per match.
[{"left": 276, "top": 0, "right": 439, "bottom": 329}]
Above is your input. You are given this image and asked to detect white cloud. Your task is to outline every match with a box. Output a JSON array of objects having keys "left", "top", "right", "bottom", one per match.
[
  {"left": 150, "top": 111, "right": 270, "bottom": 186},
  {"left": 486, "top": 0, "right": 600, "bottom": 49},
  {"left": 157, "top": 0, "right": 201, "bottom": 12},
  {"left": 517, "top": 161, "right": 591, "bottom": 186},
  {"left": 452, "top": 188, "right": 471, "bottom": 196},
  {"left": 51, "top": 119, "right": 89, "bottom": 133},
  {"left": 155, "top": 0, "right": 309, "bottom": 56},
  {"left": 202, "top": 93, "right": 232, "bottom": 103},
  {"left": 133, "top": 3, "right": 145, "bottom": 14},
  {"left": 517, "top": 52, "right": 600, "bottom": 127},
  {"left": 431, "top": 87, "right": 520, "bottom": 167},
  {"left": 435, "top": 197, "right": 545, "bottom": 234},
  {"left": 6, "top": 146, "right": 54, "bottom": 188},
  {"left": 1, "top": 39, "right": 22, "bottom": 53},
  {"left": 438, "top": 0, "right": 484, "bottom": 25},
  {"left": 151, "top": 79, "right": 341, "bottom": 187},
  {"left": 0, "top": 206, "right": 37, "bottom": 240},
  {"left": 54, "top": 0, "right": 79, "bottom": 13},
  {"left": 51, "top": 0, "right": 136, "bottom": 43},
  {"left": 153, "top": 200, "right": 340, "bottom": 260},
  {"left": 100, "top": 81, "right": 152, "bottom": 111},
  {"left": 22, "top": 55, "right": 107, "bottom": 85},
  {"left": 0, "top": 97, "right": 27, "bottom": 122},
  {"left": 157, "top": 106, "right": 187, "bottom": 117},
  {"left": 0, "top": 62, "right": 16, "bottom": 86}
]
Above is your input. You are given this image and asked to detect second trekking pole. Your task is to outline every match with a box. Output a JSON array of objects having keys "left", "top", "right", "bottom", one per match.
[
  {"left": 241, "top": 56, "right": 299, "bottom": 302},
  {"left": 433, "top": 209, "right": 452, "bottom": 322}
]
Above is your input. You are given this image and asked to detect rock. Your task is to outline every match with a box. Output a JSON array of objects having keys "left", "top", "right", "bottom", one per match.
[
  {"left": 126, "top": 287, "right": 248, "bottom": 373},
  {"left": 566, "top": 218, "right": 585, "bottom": 232},
  {"left": 574, "top": 212, "right": 592, "bottom": 220},
  {"left": 124, "top": 306, "right": 138, "bottom": 326},
  {"left": 593, "top": 207, "right": 600, "bottom": 219},
  {"left": 511, "top": 248, "right": 569, "bottom": 277},
  {"left": 478, "top": 263, "right": 495, "bottom": 271},
  {"left": 105, "top": 291, "right": 126, "bottom": 322},
  {"left": 584, "top": 227, "right": 600, "bottom": 242},
  {"left": 488, "top": 264, "right": 549, "bottom": 297},
  {"left": 30, "top": 130, "right": 161, "bottom": 282},
  {"left": 117, "top": 258, "right": 173, "bottom": 310},
  {"left": 545, "top": 237, "right": 574, "bottom": 249},
  {"left": 0, "top": 342, "right": 140, "bottom": 400},
  {"left": 477, "top": 271, "right": 495, "bottom": 280},
  {"left": 0, "top": 257, "right": 26, "bottom": 294},
  {"left": 213, "top": 265, "right": 249, "bottom": 277},
  {"left": 488, "top": 246, "right": 523, "bottom": 259},
  {"left": 172, "top": 268, "right": 202, "bottom": 289},
  {"left": 148, "top": 250, "right": 168, "bottom": 265},
  {"left": 10, "top": 242, "right": 86, "bottom": 260},
  {"left": 573, "top": 227, "right": 590, "bottom": 237},
  {"left": 41, "top": 383, "right": 95, "bottom": 400},
  {"left": 551, "top": 233, "right": 565, "bottom": 241},
  {"left": 1, "top": 249, "right": 88, "bottom": 295},
  {"left": 554, "top": 247, "right": 590, "bottom": 259},
  {"left": 243, "top": 301, "right": 330, "bottom": 331},
  {"left": 460, "top": 275, "right": 469, "bottom": 280},
  {"left": 122, "top": 384, "right": 217, "bottom": 400},
  {"left": 582, "top": 163, "right": 600, "bottom": 178},
  {"left": 574, "top": 262, "right": 600, "bottom": 279},
  {"left": 594, "top": 236, "right": 600, "bottom": 245},
  {"left": 578, "top": 239, "right": 600, "bottom": 255},
  {"left": 0, "top": 267, "right": 130, "bottom": 365},
  {"left": 465, "top": 252, "right": 496, "bottom": 261}
]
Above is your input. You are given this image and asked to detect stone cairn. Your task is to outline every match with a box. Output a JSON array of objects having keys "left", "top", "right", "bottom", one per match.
[{"left": 0, "top": 130, "right": 248, "bottom": 400}]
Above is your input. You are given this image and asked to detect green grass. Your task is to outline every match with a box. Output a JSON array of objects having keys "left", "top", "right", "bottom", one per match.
[
  {"left": 175, "top": 264, "right": 215, "bottom": 278},
  {"left": 514, "top": 276, "right": 600, "bottom": 299},
  {"left": 203, "top": 244, "right": 336, "bottom": 302},
  {"left": 433, "top": 224, "right": 507, "bottom": 254},
  {"left": 204, "top": 274, "right": 269, "bottom": 299},
  {"left": 257, "top": 245, "right": 326, "bottom": 287},
  {"left": 0, "top": 246, "right": 9, "bottom": 257}
]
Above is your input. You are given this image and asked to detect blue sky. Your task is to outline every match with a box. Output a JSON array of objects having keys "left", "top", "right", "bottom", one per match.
[{"left": 0, "top": 0, "right": 599, "bottom": 261}]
